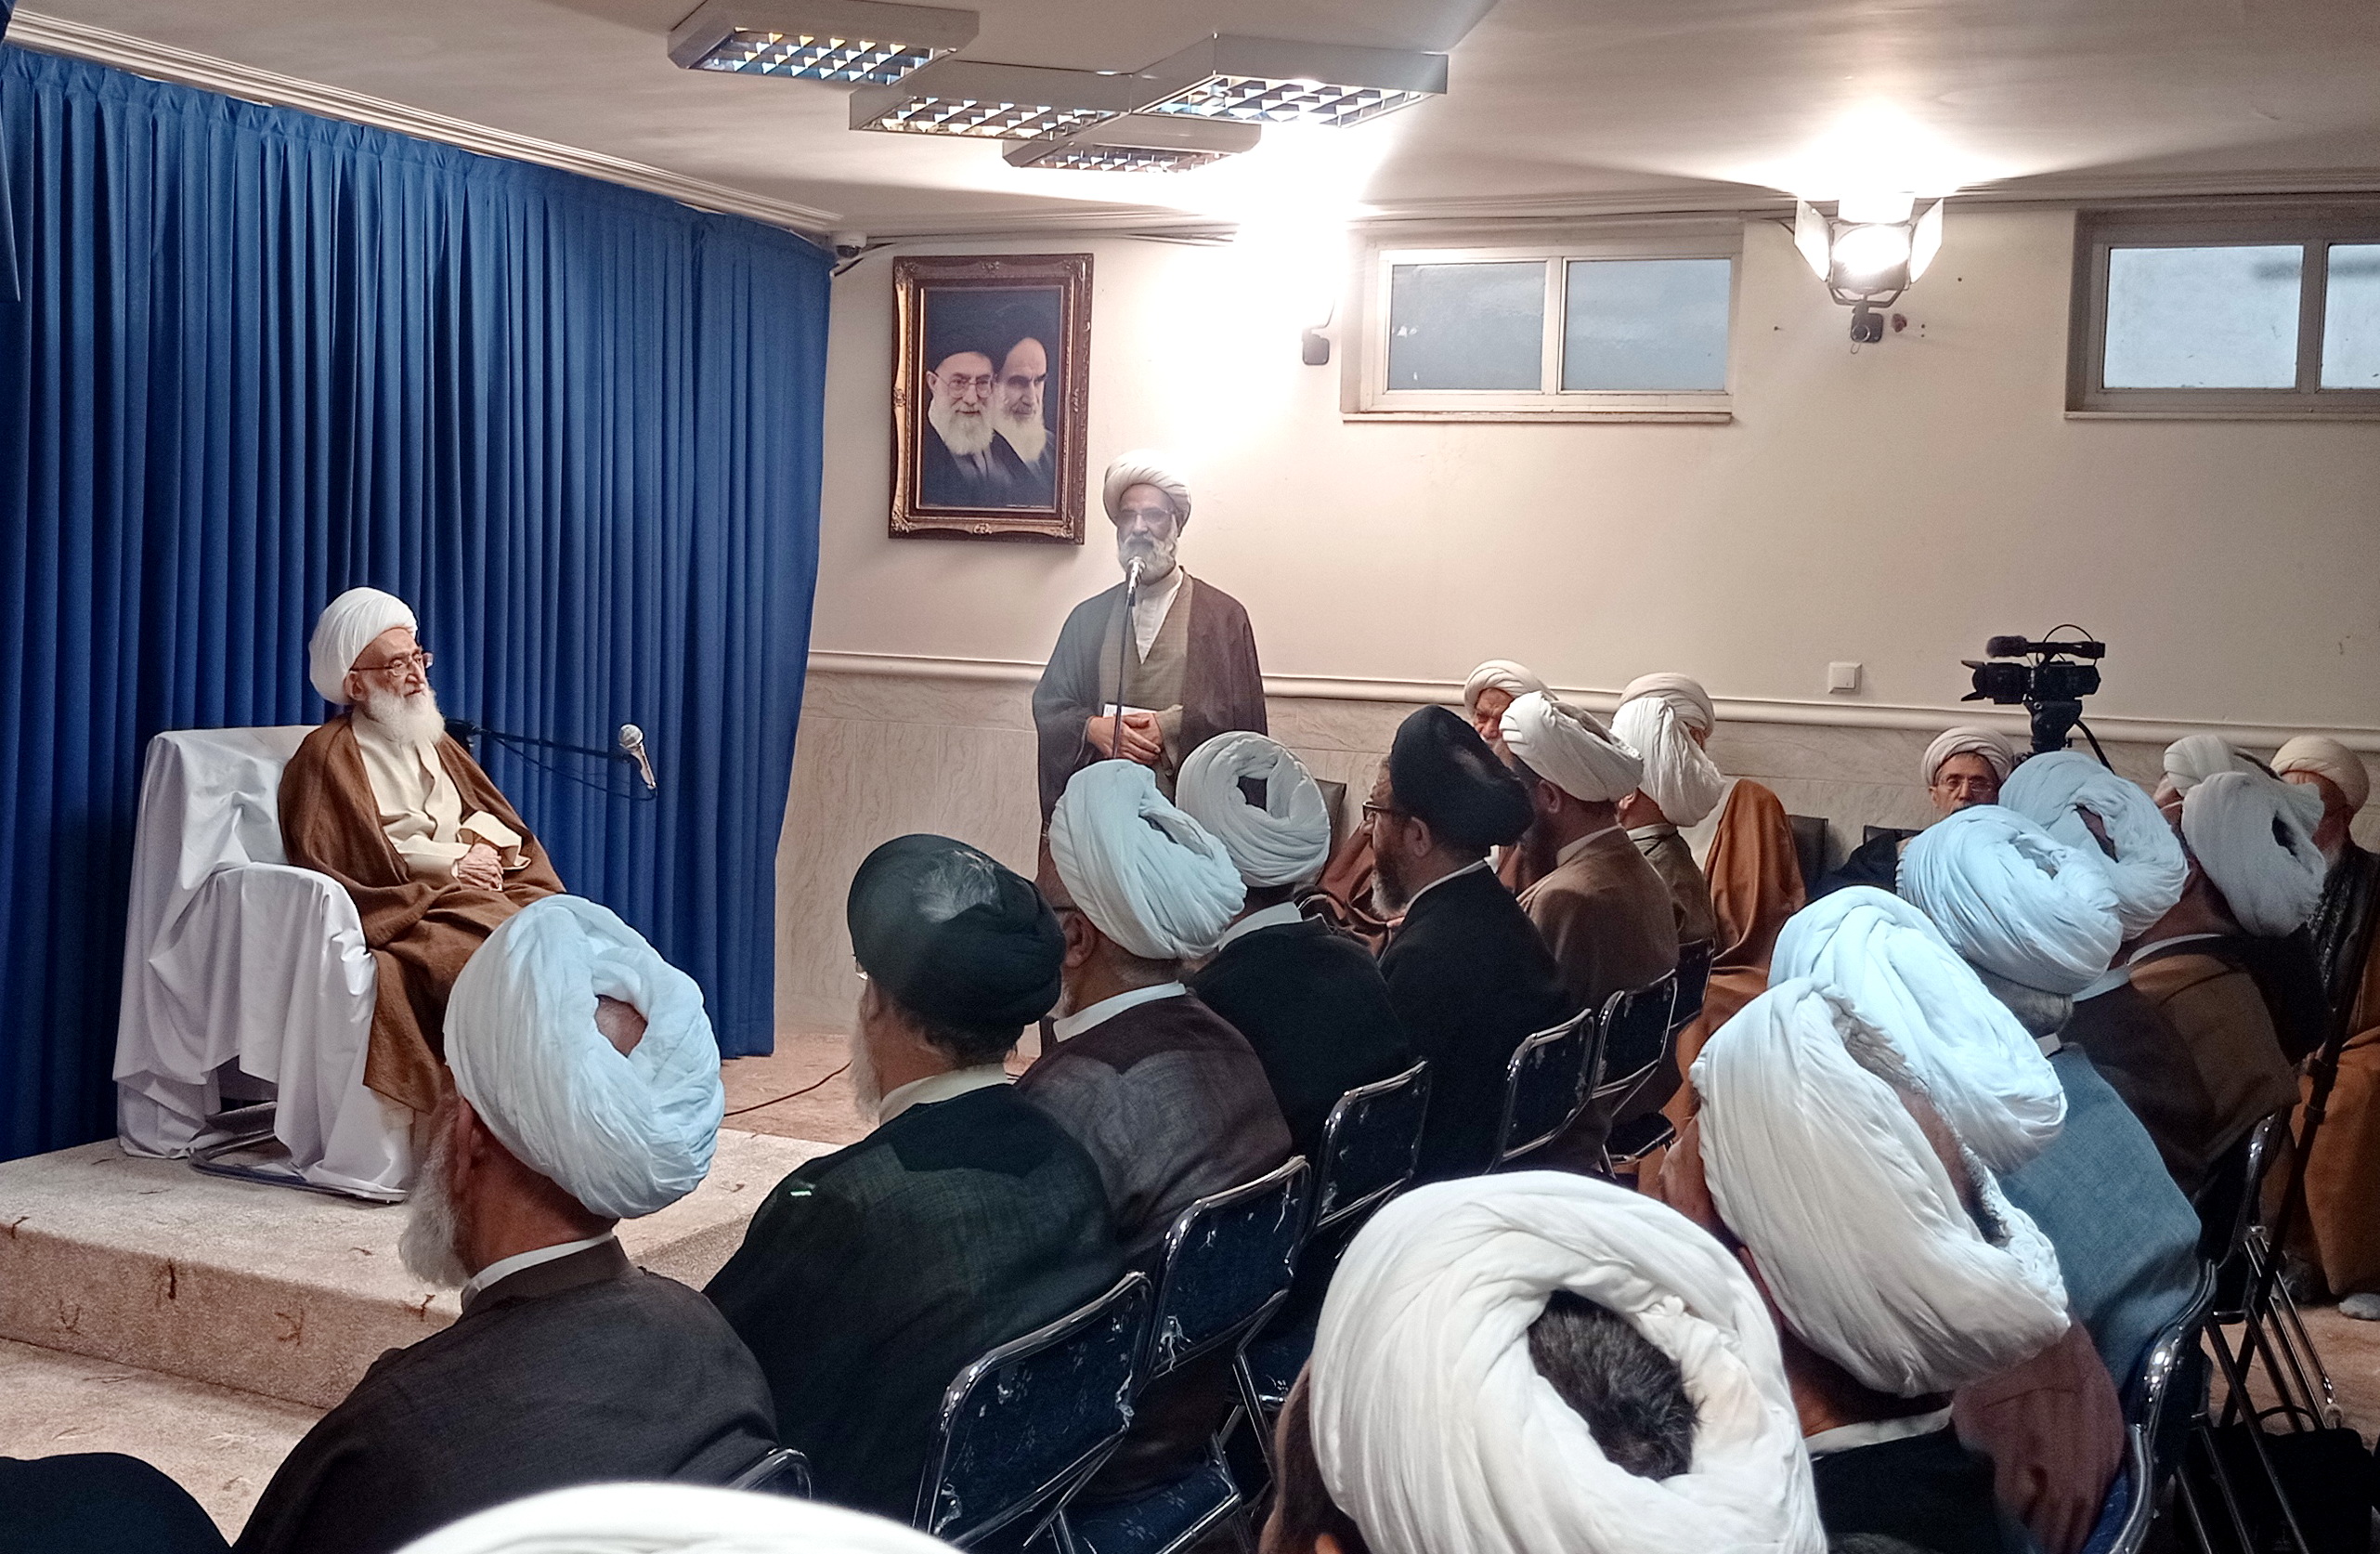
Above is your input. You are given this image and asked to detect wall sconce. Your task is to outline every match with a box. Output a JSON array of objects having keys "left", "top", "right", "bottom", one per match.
[{"left": 1794, "top": 192, "right": 1944, "bottom": 342}]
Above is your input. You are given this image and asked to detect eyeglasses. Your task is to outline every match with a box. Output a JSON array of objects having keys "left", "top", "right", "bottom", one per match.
[
  {"left": 1360, "top": 802, "right": 1410, "bottom": 824},
  {"left": 356, "top": 649, "right": 433, "bottom": 678}
]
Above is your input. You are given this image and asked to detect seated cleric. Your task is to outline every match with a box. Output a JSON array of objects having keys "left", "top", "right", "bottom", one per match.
[{"left": 280, "top": 588, "right": 563, "bottom": 1122}]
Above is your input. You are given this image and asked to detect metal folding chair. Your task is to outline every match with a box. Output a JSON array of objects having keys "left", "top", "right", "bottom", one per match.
[
  {"left": 913, "top": 1272, "right": 1155, "bottom": 1549},
  {"left": 1064, "top": 1159, "right": 1311, "bottom": 1554},
  {"left": 728, "top": 1446, "right": 814, "bottom": 1499},
  {"left": 1669, "top": 938, "right": 1713, "bottom": 1037},
  {"left": 1591, "top": 972, "right": 1681, "bottom": 1168},
  {"left": 2081, "top": 1266, "right": 2216, "bottom": 1554},
  {"left": 1489, "top": 999, "right": 1607, "bottom": 1169}
]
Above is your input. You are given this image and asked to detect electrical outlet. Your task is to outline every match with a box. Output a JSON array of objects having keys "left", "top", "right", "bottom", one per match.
[{"left": 1827, "top": 661, "right": 1862, "bottom": 694}]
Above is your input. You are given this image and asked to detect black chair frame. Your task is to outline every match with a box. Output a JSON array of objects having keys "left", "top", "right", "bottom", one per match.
[
  {"left": 1304, "top": 1060, "right": 1430, "bottom": 1238},
  {"left": 728, "top": 1445, "right": 814, "bottom": 1499},
  {"left": 1489, "top": 999, "right": 1607, "bottom": 1169}
]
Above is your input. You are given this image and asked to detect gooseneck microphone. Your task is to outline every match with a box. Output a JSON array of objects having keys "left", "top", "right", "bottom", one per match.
[
  {"left": 618, "top": 724, "right": 658, "bottom": 791},
  {"left": 442, "top": 716, "right": 657, "bottom": 798}
]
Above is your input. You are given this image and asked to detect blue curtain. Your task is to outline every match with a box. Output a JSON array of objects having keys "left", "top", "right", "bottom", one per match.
[{"left": 0, "top": 46, "right": 827, "bottom": 1162}]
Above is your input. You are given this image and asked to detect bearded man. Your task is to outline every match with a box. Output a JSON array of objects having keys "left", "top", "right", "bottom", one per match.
[
  {"left": 990, "top": 317, "right": 1056, "bottom": 508},
  {"left": 279, "top": 589, "right": 563, "bottom": 1122},
  {"left": 917, "top": 319, "right": 1021, "bottom": 509},
  {"left": 1031, "top": 452, "right": 1267, "bottom": 817},
  {"left": 1818, "top": 725, "right": 2019, "bottom": 898}
]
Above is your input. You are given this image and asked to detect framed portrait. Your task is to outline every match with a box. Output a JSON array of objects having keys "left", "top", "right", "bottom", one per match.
[{"left": 891, "top": 253, "right": 1093, "bottom": 542}]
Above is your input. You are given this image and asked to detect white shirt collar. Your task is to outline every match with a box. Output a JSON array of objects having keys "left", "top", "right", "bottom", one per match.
[
  {"left": 1555, "top": 824, "right": 1626, "bottom": 867},
  {"left": 1402, "top": 856, "right": 1491, "bottom": 913},
  {"left": 877, "top": 1064, "right": 1013, "bottom": 1125},
  {"left": 2127, "top": 932, "right": 2222, "bottom": 965},
  {"left": 1804, "top": 1405, "right": 1956, "bottom": 1458},
  {"left": 2074, "top": 964, "right": 2132, "bottom": 1001},
  {"left": 461, "top": 1233, "right": 617, "bottom": 1305},
  {"left": 1215, "top": 900, "right": 1307, "bottom": 952},
  {"left": 1051, "top": 981, "right": 1189, "bottom": 1042},
  {"left": 1130, "top": 568, "right": 1187, "bottom": 659},
  {"left": 1626, "top": 822, "right": 1678, "bottom": 842}
]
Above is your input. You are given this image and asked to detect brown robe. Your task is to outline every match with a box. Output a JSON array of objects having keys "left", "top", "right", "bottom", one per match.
[
  {"left": 2124, "top": 947, "right": 2300, "bottom": 1192},
  {"left": 1519, "top": 827, "right": 1681, "bottom": 1148},
  {"left": 2296, "top": 842, "right": 2380, "bottom": 1294},
  {"left": 1631, "top": 822, "right": 1719, "bottom": 947},
  {"left": 279, "top": 717, "right": 565, "bottom": 1114},
  {"left": 1666, "top": 778, "right": 1805, "bottom": 1126}
]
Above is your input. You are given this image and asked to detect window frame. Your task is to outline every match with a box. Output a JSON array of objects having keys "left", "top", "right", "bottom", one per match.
[
  {"left": 2068, "top": 203, "right": 2380, "bottom": 418},
  {"left": 1350, "top": 226, "right": 1741, "bottom": 422}
]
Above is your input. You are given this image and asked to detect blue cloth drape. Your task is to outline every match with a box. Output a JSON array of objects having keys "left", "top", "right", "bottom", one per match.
[
  {"left": 0, "top": 46, "right": 827, "bottom": 1162},
  {"left": 0, "top": 4, "right": 17, "bottom": 298}
]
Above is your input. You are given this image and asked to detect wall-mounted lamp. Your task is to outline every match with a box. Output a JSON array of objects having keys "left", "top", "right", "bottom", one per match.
[{"left": 1793, "top": 192, "right": 1944, "bottom": 342}]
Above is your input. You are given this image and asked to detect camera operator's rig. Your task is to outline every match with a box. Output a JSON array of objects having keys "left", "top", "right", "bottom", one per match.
[{"left": 1962, "top": 629, "right": 2108, "bottom": 757}]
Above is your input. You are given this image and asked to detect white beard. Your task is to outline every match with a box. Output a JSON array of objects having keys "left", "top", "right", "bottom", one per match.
[
  {"left": 398, "top": 1125, "right": 471, "bottom": 1288},
  {"left": 928, "top": 394, "right": 995, "bottom": 458},
  {"left": 995, "top": 407, "right": 1048, "bottom": 465},
  {"left": 358, "top": 683, "right": 446, "bottom": 751},
  {"left": 1118, "top": 532, "right": 1178, "bottom": 584}
]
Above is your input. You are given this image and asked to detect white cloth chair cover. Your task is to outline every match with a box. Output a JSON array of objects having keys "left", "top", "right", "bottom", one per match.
[{"left": 113, "top": 727, "right": 411, "bottom": 1199}]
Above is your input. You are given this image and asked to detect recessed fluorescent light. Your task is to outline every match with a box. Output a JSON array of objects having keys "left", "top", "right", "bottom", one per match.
[
  {"left": 668, "top": 0, "right": 977, "bottom": 86},
  {"left": 851, "top": 59, "right": 1155, "bottom": 139},
  {"left": 1003, "top": 114, "right": 1261, "bottom": 172},
  {"left": 1136, "top": 35, "right": 1446, "bottom": 128}
]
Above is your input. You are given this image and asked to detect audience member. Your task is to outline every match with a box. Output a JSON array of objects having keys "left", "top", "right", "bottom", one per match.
[
  {"left": 1366, "top": 706, "right": 1569, "bottom": 1181},
  {"left": 1177, "top": 734, "right": 1413, "bottom": 1159},
  {"left": 2152, "top": 733, "right": 2262, "bottom": 815},
  {"left": 2272, "top": 735, "right": 2380, "bottom": 1315},
  {"left": 1899, "top": 808, "right": 2202, "bottom": 1385},
  {"left": 238, "top": 898, "right": 774, "bottom": 1554},
  {"left": 0, "top": 1453, "right": 229, "bottom": 1554},
  {"left": 1818, "top": 725, "right": 2017, "bottom": 897},
  {"left": 706, "top": 835, "right": 1123, "bottom": 1520},
  {"left": 390, "top": 1482, "right": 958, "bottom": 1554},
  {"left": 1610, "top": 674, "right": 1723, "bottom": 947},
  {"left": 1773, "top": 886, "right": 2122, "bottom": 1554},
  {"left": 1276, "top": 1171, "right": 1825, "bottom": 1554},
  {"left": 1658, "top": 980, "right": 2066, "bottom": 1554}
]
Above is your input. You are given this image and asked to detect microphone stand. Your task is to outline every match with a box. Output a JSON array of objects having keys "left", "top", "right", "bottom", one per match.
[
  {"left": 1111, "top": 557, "right": 1143, "bottom": 749},
  {"left": 445, "top": 718, "right": 656, "bottom": 800}
]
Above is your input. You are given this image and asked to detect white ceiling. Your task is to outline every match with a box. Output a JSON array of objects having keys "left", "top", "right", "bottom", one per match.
[{"left": 16, "top": 0, "right": 2380, "bottom": 234}]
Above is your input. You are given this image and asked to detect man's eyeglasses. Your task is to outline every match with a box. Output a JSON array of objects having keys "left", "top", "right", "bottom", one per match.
[
  {"left": 357, "top": 649, "right": 433, "bottom": 678},
  {"left": 1360, "top": 802, "right": 1410, "bottom": 824}
]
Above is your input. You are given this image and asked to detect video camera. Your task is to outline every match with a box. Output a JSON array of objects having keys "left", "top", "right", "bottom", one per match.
[{"left": 1962, "top": 631, "right": 2106, "bottom": 755}]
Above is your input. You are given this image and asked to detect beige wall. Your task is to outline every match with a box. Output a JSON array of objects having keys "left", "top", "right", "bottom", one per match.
[{"left": 779, "top": 204, "right": 2380, "bottom": 1033}]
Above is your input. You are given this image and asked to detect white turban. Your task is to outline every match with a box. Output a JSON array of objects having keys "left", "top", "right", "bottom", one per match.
[
  {"left": 1502, "top": 691, "right": 1644, "bottom": 804},
  {"left": 2273, "top": 734, "right": 2370, "bottom": 813},
  {"left": 446, "top": 896, "right": 724, "bottom": 1220},
  {"left": 1462, "top": 659, "right": 1548, "bottom": 717},
  {"left": 308, "top": 586, "right": 416, "bottom": 705},
  {"left": 397, "top": 1483, "right": 961, "bottom": 1554},
  {"left": 1310, "top": 1173, "right": 1825, "bottom": 1554},
  {"left": 1899, "top": 806, "right": 2124, "bottom": 996},
  {"left": 1101, "top": 451, "right": 1190, "bottom": 526},
  {"left": 1049, "top": 760, "right": 1244, "bottom": 960},
  {"left": 1175, "top": 733, "right": 1333, "bottom": 889},
  {"left": 2162, "top": 734, "right": 2258, "bottom": 795},
  {"left": 1612, "top": 675, "right": 1724, "bottom": 827},
  {"left": 1694, "top": 980, "right": 2071, "bottom": 1396},
  {"left": 1999, "top": 751, "right": 2188, "bottom": 940},
  {"left": 2181, "top": 770, "right": 2328, "bottom": 937},
  {"left": 1772, "top": 887, "right": 2063, "bottom": 1173},
  {"left": 1921, "top": 725, "right": 2019, "bottom": 787}
]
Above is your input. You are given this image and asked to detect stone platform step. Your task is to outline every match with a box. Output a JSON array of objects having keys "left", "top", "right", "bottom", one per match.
[{"left": 0, "top": 1129, "right": 828, "bottom": 1411}]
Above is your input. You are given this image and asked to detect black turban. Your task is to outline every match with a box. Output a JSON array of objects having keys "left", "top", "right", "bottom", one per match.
[
  {"left": 847, "top": 834, "right": 1063, "bottom": 1030},
  {"left": 1387, "top": 705, "right": 1534, "bottom": 851},
  {"left": 925, "top": 304, "right": 995, "bottom": 376}
]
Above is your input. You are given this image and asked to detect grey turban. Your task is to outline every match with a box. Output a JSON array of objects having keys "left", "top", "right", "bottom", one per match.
[
  {"left": 446, "top": 897, "right": 724, "bottom": 1220},
  {"left": 308, "top": 587, "right": 416, "bottom": 705},
  {"left": 1049, "top": 760, "right": 1243, "bottom": 960},
  {"left": 1101, "top": 451, "right": 1190, "bottom": 526},
  {"left": 1999, "top": 751, "right": 2188, "bottom": 940},
  {"left": 1900, "top": 806, "right": 2122, "bottom": 996},
  {"left": 1502, "top": 692, "right": 1644, "bottom": 804},
  {"left": 1176, "top": 733, "right": 1333, "bottom": 889},
  {"left": 2181, "top": 770, "right": 2328, "bottom": 937},
  {"left": 1922, "top": 726, "right": 2019, "bottom": 787}
]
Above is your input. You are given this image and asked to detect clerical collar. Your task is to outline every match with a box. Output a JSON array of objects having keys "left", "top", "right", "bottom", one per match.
[
  {"left": 1215, "top": 900, "right": 1306, "bottom": 952},
  {"left": 1626, "top": 822, "right": 1678, "bottom": 842},
  {"left": 1803, "top": 1404, "right": 1955, "bottom": 1458},
  {"left": 2127, "top": 932, "right": 2221, "bottom": 965},
  {"left": 1402, "top": 856, "right": 1490, "bottom": 913},
  {"left": 1052, "top": 981, "right": 1188, "bottom": 1041},
  {"left": 2074, "top": 964, "right": 2132, "bottom": 1001},
  {"left": 878, "top": 1064, "right": 1011, "bottom": 1125},
  {"left": 461, "top": 1232, "right": 617, "bottom": 1307},
  {"left": 1555, "top": 825, "right": 1626, "bottom": 867}
]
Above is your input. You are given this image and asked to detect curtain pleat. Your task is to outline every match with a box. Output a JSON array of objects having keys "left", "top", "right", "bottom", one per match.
[{"left": 0, "top": 46, "right": 826, "bottom": 1161}]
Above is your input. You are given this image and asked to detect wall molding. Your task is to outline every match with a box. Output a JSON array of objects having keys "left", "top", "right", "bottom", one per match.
[
  {"left": 807, "top": 649, "right": 2380, "bottom": 752},
  {"left": 7, "top": 10, "right": 841, "bottom": 235}
]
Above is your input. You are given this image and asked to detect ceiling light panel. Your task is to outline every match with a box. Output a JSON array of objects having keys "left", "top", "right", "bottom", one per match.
[
  {"left": 1138, "top": 35, "right": 1447, "bottom": 127},
  {"left": 851, "top": 59, "right": 1154, "bottom": 139},
  {"left": 1004, "top": 114, "right": 1260, "bottom": 173},
  {"left": 668, "top": 0, "right": 977, "bottom": 86}
]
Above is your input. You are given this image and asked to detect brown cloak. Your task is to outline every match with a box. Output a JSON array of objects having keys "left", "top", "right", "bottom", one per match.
[
  {"left": 278, "top": 717, "right": 565, "bottom": 1114},
  {"left": 1664, "top": 777, "right": 1805, "bottom": 1128}
]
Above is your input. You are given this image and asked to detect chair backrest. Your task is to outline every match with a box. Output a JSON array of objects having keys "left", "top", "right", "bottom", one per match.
[
  {"left": 1146, "top": 1157, "right": 1312, "bottom": 1381},
  {"left": 1491, "top": 999, "right": 1606, "bottom": 1168},
  {"left": 914, "top": 1272, "right": 1154, "bottom": 1547},
  {"left": 1309, "top": 1061, "right": 1430, "bottom": 1235},
  {"left": 1669, "top": 940, "right": 1713, "bottom": 1036},
  {"left": 2105, "top": 1266, "right": 2218, "bottom": 1554},
  {"left": 1592, "top": 972, "right": 1679, "bottom": 1103},
  {"left": 728, "top": 1446, "right": 813, "bottom": 1499}
]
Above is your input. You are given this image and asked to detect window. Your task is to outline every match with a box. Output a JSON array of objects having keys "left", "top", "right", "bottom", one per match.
[
  {"left": 2071, "top": 206, "right": 2380, "bottom": 415},
  {"left": 1356, "top": 230, "right": 1738, "bottom": 420}
]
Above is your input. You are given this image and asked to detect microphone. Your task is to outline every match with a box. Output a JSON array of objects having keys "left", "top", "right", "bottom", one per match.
[
  {"left": 618, "top": 725, "right": 658, "bottom": 792},
  {"left": 1125, "top": 555, "right": 1144, "bottom": 603}
]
